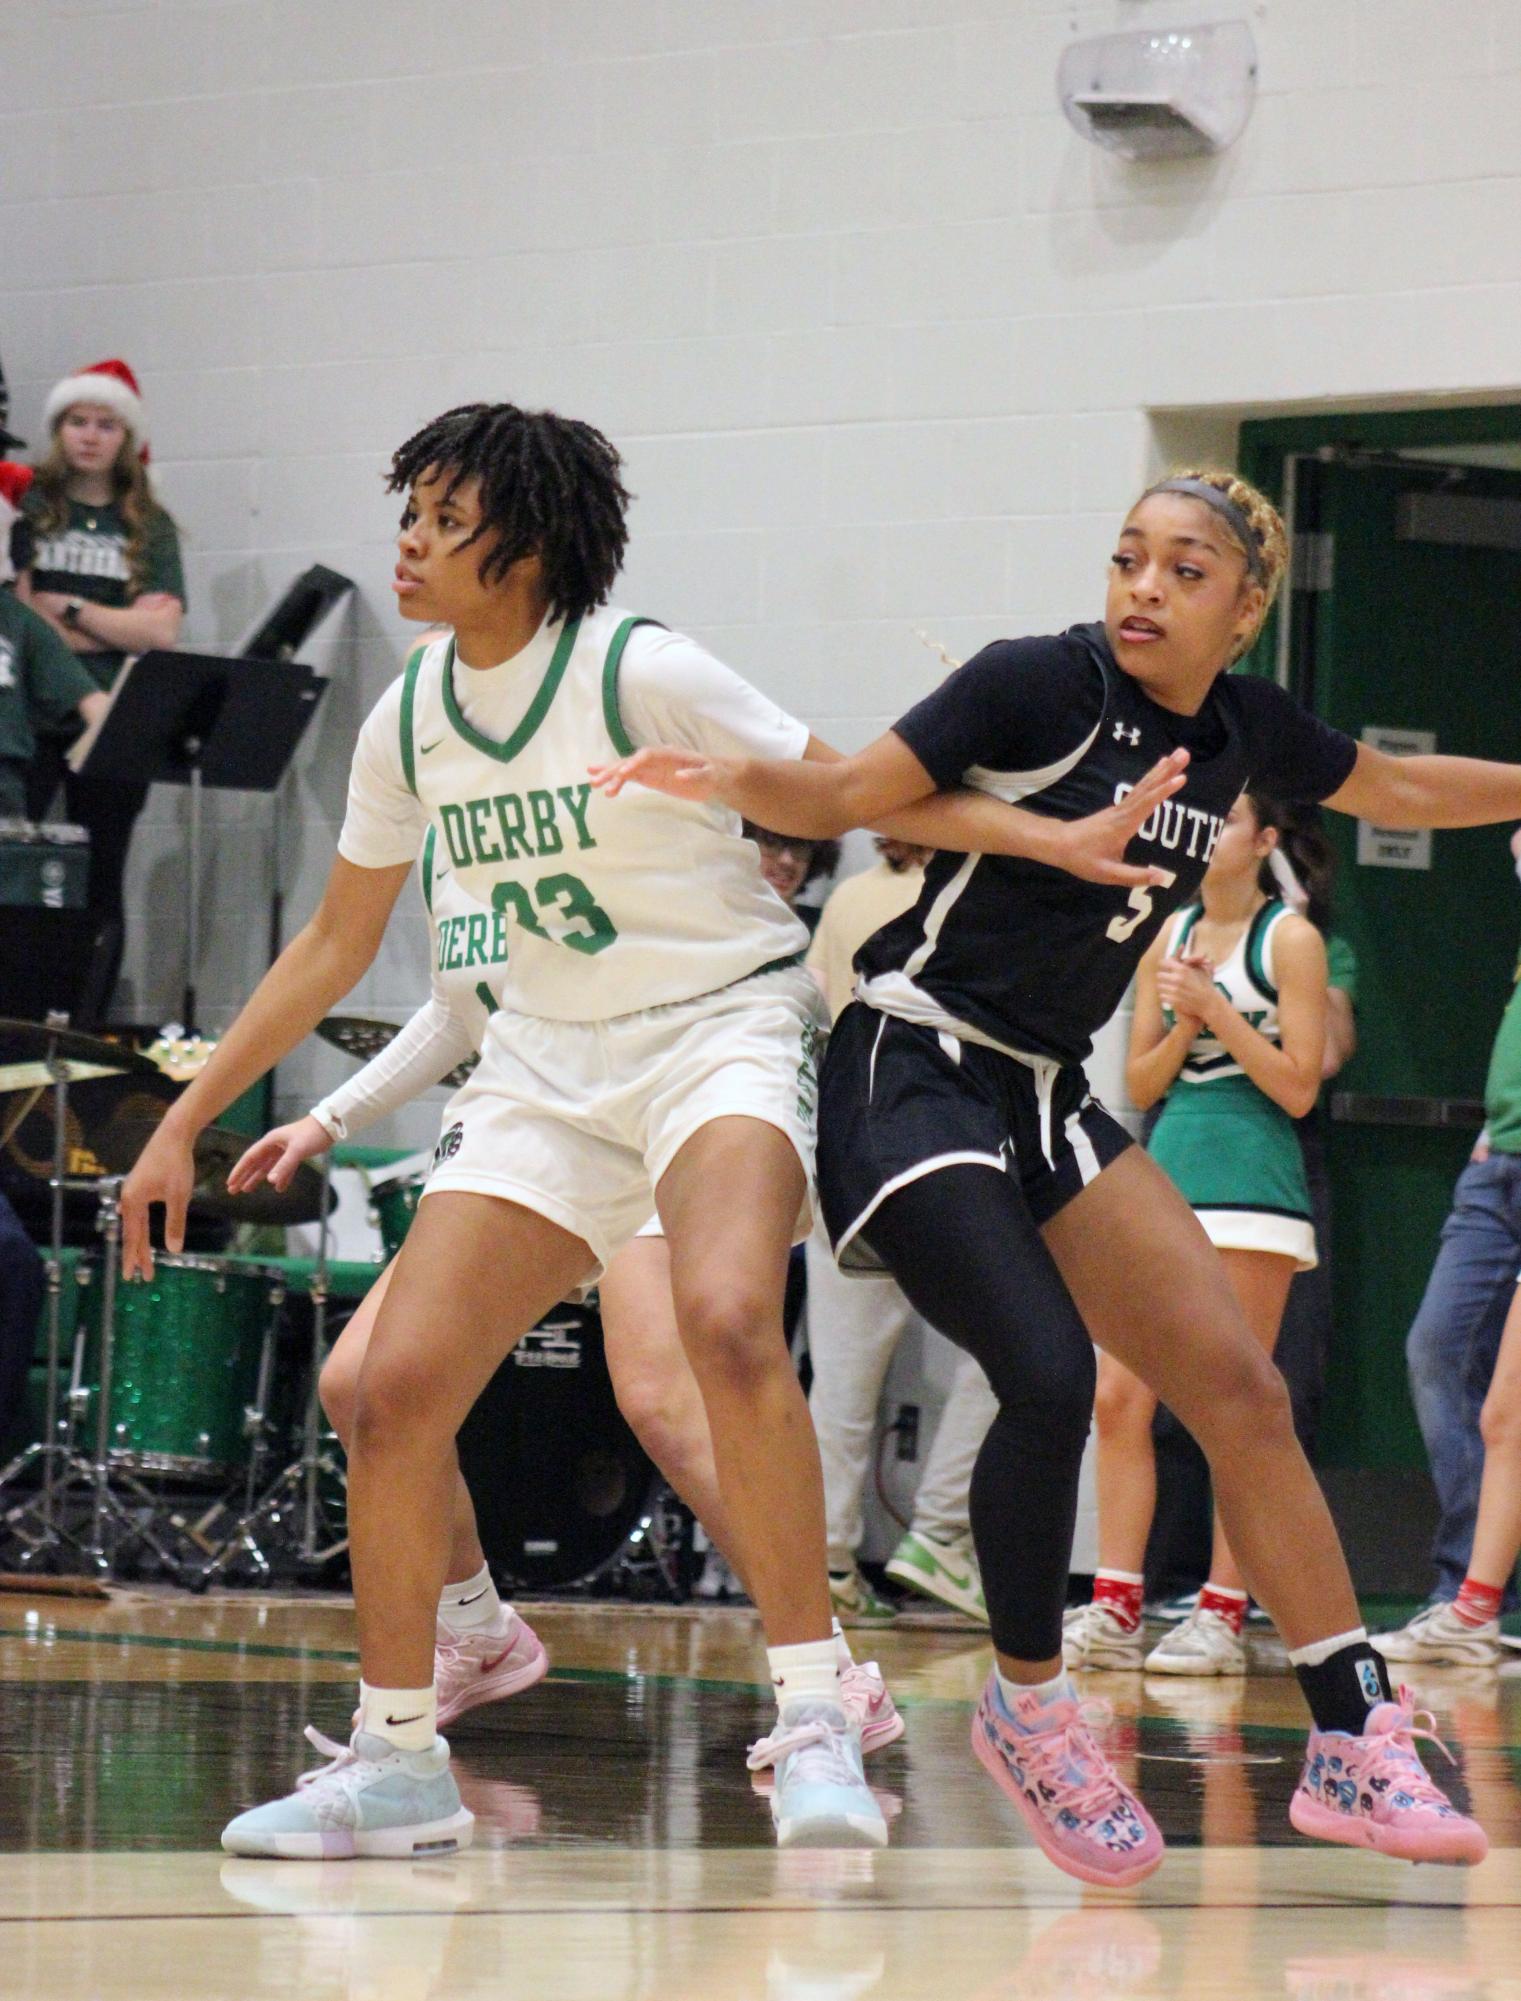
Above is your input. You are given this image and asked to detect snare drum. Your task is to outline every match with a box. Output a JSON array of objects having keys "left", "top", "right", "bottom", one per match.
[
  {"left": 82, "top": 1256, "right": 279, "bottom": 1477},
  {"left": 368, "top": 1154, "right": 431, "bottom": 1261}
]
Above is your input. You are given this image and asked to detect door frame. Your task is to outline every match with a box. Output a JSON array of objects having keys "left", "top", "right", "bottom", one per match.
[{"left": 1236, "top": 402, "right": 1521, "bottom": 688}]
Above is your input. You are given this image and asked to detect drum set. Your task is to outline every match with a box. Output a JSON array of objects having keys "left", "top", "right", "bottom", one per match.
[{"left": 0, "top": 1014, "right": 674, "bottom": 1597}]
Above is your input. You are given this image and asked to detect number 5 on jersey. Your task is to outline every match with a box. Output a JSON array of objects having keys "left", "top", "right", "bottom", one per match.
[{"left": 1105, "top": 868, "right": 1177, "bottom": 945}]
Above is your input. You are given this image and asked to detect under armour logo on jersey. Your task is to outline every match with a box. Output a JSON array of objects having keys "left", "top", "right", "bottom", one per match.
[{"left": 1113, "top": 722, "right": 1141, "bottom": 747}]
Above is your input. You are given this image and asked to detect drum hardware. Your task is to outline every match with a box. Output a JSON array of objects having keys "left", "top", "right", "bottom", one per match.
[
  {"left": 318, "top": 1013, "right": 477, "bottom": 1091},
  {"left": 192, "top": 1153, "right": 350, "bottom": 1588},
  {"left": 0, "top": 1015, "right": 155, "bottom": 1571}
]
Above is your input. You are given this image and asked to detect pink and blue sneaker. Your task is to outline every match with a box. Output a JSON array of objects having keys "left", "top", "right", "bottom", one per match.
[
  {"left": 1289, "top": 1689, "right": 1488, "bottom": 1865},
  {"left": 972, "top": 1669, "right": 1164, "bottom": 1887}
]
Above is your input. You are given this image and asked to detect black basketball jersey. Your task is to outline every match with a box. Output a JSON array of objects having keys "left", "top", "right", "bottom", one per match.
[{"left": 855, "top": 622, "right": 1357, "bottom": 1066}]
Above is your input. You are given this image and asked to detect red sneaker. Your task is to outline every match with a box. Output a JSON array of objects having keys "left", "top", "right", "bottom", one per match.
[
  {"left": 1289, "top": 1690, "right": 1488, "bottom": 1865},
  {"left": 972, "top": 1670, "right": 1164, "bottom": 1887},
  {"left": 435, "top": 1611, "right": 549, "bottom": 1729}
]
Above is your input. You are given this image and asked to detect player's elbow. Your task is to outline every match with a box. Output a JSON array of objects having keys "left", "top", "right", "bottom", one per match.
[{"left": 1282, "top": 1072, "right": 1321, "bottom": 1120}]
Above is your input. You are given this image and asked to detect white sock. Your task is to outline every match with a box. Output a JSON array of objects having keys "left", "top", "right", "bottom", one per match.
[
  {"left": 995, "top": 1664, "right": 1073, "bottom": 1722},
  {"left": 438, "top": 1563, "right": 507, "bottom": 1635},
  {"left": 1287, "top": 1626, "right": 1369, "bottom": 1669},
  {"left": 358, "top": 1680, "right": 437, "bottom": 1752},
  {"left": 831, "top": 1616, "right": 855, "bottom": 1672},
  {"left": 768, "top": 1637, "right": 842, "bottom": 1718}
]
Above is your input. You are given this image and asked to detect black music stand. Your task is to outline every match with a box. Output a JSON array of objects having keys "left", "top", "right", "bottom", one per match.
[{"left": 70, "top": 651, "right": 325, "bottom": 1028}]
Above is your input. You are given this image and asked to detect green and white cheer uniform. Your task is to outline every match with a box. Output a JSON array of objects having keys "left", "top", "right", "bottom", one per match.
[
  {"left": 1146, "top": 897, "right": 1317, "bottom": 1270},
  {"left": 336, "top": 608, "right": 826, "bottom": 1273}
]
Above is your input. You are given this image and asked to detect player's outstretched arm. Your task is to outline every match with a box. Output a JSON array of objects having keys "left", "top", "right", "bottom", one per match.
[
  {"left": 120, "top": 855, "right": 411, "bottom": 1279},
  {"left": 1327, "top": 744, "right": 1521, "bottom": 830},
  {"left": 590, "top": 736, "right": 1190, "bottom": 890}
]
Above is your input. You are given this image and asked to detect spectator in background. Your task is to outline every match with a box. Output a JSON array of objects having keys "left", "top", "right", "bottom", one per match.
[
  {"left": 0, "top": 461, "right": 108, "bottom": 815},
  {"left": 1399, "top": 826, "right": 1521, "bottom": 1609},
  {"left": 804, "top": 835, "right": 997, "bottom": 1626},
  {"left": 742, "top": 820, "right": 838, "bottom": 932},
  {"left": 19, "top": 359, "right": 185, "bottom": 1013}
]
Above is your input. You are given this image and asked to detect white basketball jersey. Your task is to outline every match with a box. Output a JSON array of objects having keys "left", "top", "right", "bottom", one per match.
[
  {"left": 398, "top": 607, "right": 807, "bottom": 1021},
  {"left": 1167, "top": 898, "right": 1291, "bottom": 1085},
  {"left": 418, "top": 822, "right": 499, "bottom": 1048}
]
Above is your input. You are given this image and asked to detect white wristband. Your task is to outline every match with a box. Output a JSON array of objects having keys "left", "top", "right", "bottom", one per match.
[{"left": 310, "top": 1102, "right": 347, "bottom": 1144}]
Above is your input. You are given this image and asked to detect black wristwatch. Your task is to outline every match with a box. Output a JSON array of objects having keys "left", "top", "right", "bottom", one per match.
[{"left": 61, "top": 598, "right": 84, "bottom": 630}]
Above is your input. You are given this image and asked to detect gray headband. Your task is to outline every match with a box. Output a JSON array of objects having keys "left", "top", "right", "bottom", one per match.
[{"left": 1146, "top": 477, "right": 1267, "bottom": 584}]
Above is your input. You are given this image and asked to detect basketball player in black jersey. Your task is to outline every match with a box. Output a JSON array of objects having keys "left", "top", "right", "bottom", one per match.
[{"left": 594, "top": 467, "right": 1519, "bottom": 1885}]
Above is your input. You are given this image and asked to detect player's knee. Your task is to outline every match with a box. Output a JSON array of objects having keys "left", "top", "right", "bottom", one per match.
[
  {"left": 1480, "top": 1388, "right": 1521, "bottom": 1455},
  {"left": 1093, "top": 1364, "right": 1151, "bottom": 1442},
  {"left": 1196, "top": 1343, "right": 1293, "bottom": 1447},
  {"left": 350, "top": 1351, "right": 442, "bottom": 1457},
  {"left": 681, "top": 1285, "right": 782, "bottom": 1391},
  {"left": 318, "top": 1348, "right": 359, "bottom": 1443}
]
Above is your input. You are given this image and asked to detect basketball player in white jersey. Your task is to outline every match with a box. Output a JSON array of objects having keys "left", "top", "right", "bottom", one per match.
[
  {"left": 230, "top": 816, "right": 906, "bottom": 1756},
  {"left": 119, "top": 403, "right": 1186, "bottom": 1859}
]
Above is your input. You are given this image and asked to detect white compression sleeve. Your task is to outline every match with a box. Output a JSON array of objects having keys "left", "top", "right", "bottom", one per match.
[{"left": 310, "top": 995, "right": 479, "bottom": 1140}]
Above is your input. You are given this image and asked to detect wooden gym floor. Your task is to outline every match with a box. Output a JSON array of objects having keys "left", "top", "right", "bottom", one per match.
[{"left": 3, "top": 1591, "right": 1520, "bottom": 2000}]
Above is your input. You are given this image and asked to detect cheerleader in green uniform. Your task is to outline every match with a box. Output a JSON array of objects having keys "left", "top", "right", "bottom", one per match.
[{"left": 1066, "top": 790, "right": 1331, "bottom": 1675}]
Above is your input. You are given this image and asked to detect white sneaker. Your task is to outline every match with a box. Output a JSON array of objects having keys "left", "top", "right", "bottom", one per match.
[
  {"left": 748, "top": 1702, "right": 888, "bottom": 1848},
  {"left": 221, "top": 1727, "right": 473, "bottom": 1860},
  {"left": 1062, "top": 1601, "right": 1145, "bottom": 1671},
  {"left": 1144, "top": 1603, "right": 1246, "bottom": 1677},
  {"left": 1373, "top": 1600, "right": 1502, "bottom": 1669}
]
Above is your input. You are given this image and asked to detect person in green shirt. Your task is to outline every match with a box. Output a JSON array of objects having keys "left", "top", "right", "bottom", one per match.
[
  {"left": 0, "top": 590, "right": 107, "bottom": 816},
  {"left": 17, "top": 359, "right": 185, "bottom": 1012}
]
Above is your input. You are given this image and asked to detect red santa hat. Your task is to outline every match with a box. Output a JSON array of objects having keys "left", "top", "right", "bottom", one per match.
[
  {"left": 0, "top": 462, "right": 33, "bottom": 587},
  {"left": 43, "top": 357, "right": 147, "bottom": 446}
]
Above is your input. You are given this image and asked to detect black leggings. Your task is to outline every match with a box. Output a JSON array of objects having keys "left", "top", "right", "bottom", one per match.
[{"left": 863, "top": 1163, "right": 1095, "bottom": 1662}]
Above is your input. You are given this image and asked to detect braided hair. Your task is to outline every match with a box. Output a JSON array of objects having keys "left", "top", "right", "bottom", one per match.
[{"left": 386, "top": 403, "right": 632, "bottom": 623}]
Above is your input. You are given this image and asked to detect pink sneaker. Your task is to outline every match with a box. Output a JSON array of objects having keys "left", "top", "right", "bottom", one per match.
[
  {"left": 972, "top": 1671, "right": 1164, "bottom": 1887},
  {"left": 1289, "top": 1689, "right": 1488, "bottom": 1865},
  {"left": 841, "top": 1660, "right": 905, "bottom": 1755},
  {"left": 435, "top": 1611, "right": 549, "bottom": 1729}
]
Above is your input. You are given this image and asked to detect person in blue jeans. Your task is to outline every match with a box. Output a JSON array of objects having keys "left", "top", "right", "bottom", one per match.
[{"left": 1406, "top": 832, "right": 1521, "bottom": 1602}]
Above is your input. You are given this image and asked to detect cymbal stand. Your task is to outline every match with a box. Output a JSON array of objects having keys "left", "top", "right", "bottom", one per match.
[
  {"left": 195, "top": 1154, "right": 348, "bottom": 1586},
  {"left": 0, "top": 1023, "right": 87, "bottom": 1565}
]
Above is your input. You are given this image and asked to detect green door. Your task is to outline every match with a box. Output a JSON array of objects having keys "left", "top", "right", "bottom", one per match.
[{"left": 1291, "top": 455, "right": 1521, "bottom": 1468}]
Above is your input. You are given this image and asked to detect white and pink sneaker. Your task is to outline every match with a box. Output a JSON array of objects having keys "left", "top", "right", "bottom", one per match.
[
  {"left": 972, "top": 1670, "right": 1164, "bottom": 1887},
  {"left": 1289, "top": 1689, "right": 1488, "bottom": 1865},
  {"left": 435, "top": 1610, "right": 549, "bottom": 1729},
  {"left": 841, "top": 1659, "right": 905, "bottom": 1754}
]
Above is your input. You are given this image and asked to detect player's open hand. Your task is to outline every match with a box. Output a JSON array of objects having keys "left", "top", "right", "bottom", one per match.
[
  {"left": 589, "top": 744, "right": 741, "bottom": 805},
  {"left": 1050, "top": 748, "right": 1190, "bottom": 887},
  {"left": 119, "top": 1118, "right": 198, "bottom": 1282},
  {"left": 228, "top": 1116, "right": 331, "bottom": 1196}
]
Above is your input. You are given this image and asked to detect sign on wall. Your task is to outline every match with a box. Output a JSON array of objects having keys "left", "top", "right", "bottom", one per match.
[{"left": 1356, "top": 726, "right": 1436, "bottom": 871}]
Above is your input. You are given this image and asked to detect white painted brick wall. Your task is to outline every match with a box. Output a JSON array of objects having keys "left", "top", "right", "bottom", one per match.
[{"left": 2, "top": 0, "right": 1518, "bottom": 1146}]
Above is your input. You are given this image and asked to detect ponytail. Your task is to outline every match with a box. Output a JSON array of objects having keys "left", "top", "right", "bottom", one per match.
[{"left": 1247, "top": 792, "right": 1336, "bottom": 935}]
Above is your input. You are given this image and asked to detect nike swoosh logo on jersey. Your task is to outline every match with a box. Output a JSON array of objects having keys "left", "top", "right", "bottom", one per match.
[
  {"left": 385, "top": 1711, "right": 428, "bottom": 1727},
  {"left": 419, "top": 737, "right": 443, "bottom": 754}
]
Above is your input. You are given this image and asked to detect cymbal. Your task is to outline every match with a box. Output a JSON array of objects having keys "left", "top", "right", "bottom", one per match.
[
  {"left": 0, "top": 1018, "right": 159, "bottom": 1094},
  {"left": 95, "top": 1113, "right": 331, "bottom": 1226},
  {"left": 317, "top": 1012, "right": 476, "bottom": 1091}
]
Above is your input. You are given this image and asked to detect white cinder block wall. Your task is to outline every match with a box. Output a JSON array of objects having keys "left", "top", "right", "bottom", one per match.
[{"left": 5, "top": 0, "right": 1521, "bottom": 1149}]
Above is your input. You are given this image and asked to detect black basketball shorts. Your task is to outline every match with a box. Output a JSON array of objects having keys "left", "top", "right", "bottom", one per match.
[{"left": 817, "top": 1001, "right": 1133, "bottom": 1273}]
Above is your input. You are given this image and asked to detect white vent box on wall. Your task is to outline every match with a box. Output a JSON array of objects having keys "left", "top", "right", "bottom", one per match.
[{"left": 1058, "top": 19, "right": 1258, "bottom": 160}]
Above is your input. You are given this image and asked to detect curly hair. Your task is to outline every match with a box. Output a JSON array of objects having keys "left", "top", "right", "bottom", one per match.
[
  {"left": 1138, "top": 467, "right": 1290, "bottom": 662},
  {"left": 387, "top": 403, "right": 632, "bottom": 624}
]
